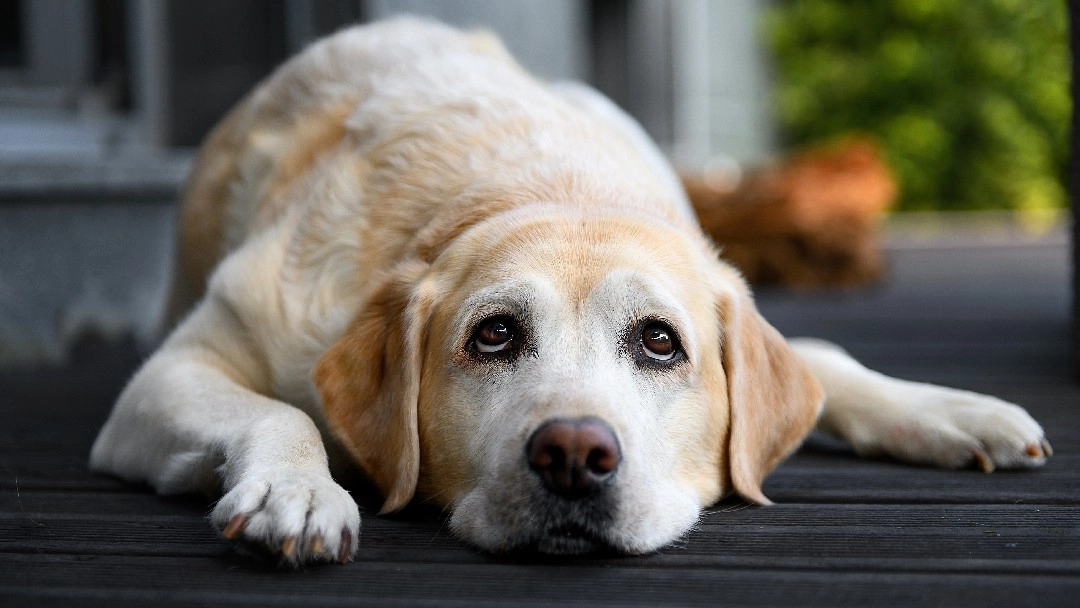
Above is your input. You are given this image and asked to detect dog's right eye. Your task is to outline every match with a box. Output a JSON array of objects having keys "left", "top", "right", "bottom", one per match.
[{"left": 472, "top": 316, "right": 517, "bottom": 354}]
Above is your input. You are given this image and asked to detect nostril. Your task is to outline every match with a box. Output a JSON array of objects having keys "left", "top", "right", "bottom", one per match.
[
  {"left": 586, "top": 446, "right": 618, "bottom": 477},
  {"left": 532, "top": 443, "right": 565, "bottom": 472},
  {"left": 576, "top": 421, "right": 620, "bottom": 478},
  {"left": 526, "top": 417, "right": 622, "bottom": 498}
]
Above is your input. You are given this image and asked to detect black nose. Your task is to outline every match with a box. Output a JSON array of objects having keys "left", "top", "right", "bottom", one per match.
[{"left": 526, "top": 417, "right": 621, "bottom": 498}]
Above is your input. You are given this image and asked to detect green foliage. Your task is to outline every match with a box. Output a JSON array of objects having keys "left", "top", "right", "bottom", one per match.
[{"left": 763, "top": 0, "right": 1070, "bottom": 211}]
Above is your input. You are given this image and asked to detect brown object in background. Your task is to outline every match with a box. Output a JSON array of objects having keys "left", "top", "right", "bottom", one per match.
[{"left": 683, "top": 138, "right": 897, "bottom": 287}]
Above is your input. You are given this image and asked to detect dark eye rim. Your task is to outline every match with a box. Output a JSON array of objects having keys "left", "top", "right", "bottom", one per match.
[
  {"left": 468, "top": 314, "right": 521, "bottom": 358},
  {"left": 633, "top": 318, "right": 686, "bottom": 368}
]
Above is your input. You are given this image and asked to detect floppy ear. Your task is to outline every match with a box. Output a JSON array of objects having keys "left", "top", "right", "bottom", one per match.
[
  {"left": 718, "top": 284, "right": 824, "bottom": 505},
  {"left": 313, "top": 260, "right": 432, "bottom": 514}
]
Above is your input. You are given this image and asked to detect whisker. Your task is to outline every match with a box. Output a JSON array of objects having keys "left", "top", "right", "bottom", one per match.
[
  {"left": 414, "top": 476, "right": 482, "bottom": 505},
  {"left": 430, "top": 511, "right": 454, "bottom": 544}
]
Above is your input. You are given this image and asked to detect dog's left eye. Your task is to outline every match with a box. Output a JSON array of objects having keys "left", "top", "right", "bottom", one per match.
[
  {"left": 638, "top": 321, "right": 681, "bottom": 363},
  {"left": 472, "top": 316, "right": 516, "bottom": 354}
]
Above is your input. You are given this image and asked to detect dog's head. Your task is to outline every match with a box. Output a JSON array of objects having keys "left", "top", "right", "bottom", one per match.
[{"left": 314, "top": 205, "right": 822, "bottom": 554}]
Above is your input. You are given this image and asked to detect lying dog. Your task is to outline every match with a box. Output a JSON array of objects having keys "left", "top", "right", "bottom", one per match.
[{"left": 90, "top": 18, "right": 1051, "bottom": 564}]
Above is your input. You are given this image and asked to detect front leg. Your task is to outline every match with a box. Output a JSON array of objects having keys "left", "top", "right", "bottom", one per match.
[
  {"left": 789, "top": 338, "right": 1052, "bottom": 471},
  {"left": 90, "top": 303, "right": 360, "bottom": 565}
]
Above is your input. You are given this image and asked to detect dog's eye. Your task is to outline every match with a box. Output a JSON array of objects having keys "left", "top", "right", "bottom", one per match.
[
  {"left": 472, "top": 316, "right": 516, "bottom": 354},
  {"left": 639, "top": 321, "right": 679, "bottom": 362}
]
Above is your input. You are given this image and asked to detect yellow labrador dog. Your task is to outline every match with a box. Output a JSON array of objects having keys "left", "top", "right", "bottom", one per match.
[{"left": 90, "top": 19, "right": 1051, "bottom": 564}]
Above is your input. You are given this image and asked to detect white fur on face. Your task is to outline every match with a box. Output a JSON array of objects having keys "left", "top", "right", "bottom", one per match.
[{"left": 419, "top": 216, "right": 725, "bottom": 554}]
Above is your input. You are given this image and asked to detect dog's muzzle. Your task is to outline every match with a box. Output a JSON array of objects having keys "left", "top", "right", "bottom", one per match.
[{"left": 518, "top": 416, "right": 624, "bottom": 554}]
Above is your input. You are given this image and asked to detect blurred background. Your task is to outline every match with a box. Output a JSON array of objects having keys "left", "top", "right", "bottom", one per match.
[{"left": 0, "top": 0, "right": 1072, "bottom": 366}]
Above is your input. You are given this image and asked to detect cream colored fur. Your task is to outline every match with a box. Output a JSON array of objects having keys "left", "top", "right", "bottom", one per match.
[{"left": 90, "top": 18, "right": 1050, "bottom": 566}]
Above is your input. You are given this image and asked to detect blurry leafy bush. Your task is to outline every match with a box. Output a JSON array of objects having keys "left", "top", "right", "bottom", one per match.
[{"left": 763, "top": 0, "right": 1070, "bottom": 212}]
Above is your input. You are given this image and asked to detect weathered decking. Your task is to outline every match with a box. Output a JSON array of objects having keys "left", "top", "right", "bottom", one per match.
[{"left": 2, "top": 240, "right": 1078, "bottom": 607}]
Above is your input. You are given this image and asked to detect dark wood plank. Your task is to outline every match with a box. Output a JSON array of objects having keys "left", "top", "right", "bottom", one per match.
[
  {"left": 3, "top": 553, "right": 1079, "bottom": 608},
  {"left": 4, "top": 490, "right": 1078, "bottom": 573},
  {"left": 763, "top": 451, "right": 1080, "bottom": 503}
]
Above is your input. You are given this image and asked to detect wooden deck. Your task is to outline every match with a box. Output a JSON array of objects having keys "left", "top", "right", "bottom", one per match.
[{"left": 2, "top": 240, "right": 1078, "bottom": 607}]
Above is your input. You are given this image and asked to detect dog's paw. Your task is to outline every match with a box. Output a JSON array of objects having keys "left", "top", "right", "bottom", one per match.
[
  {"left": 855, "top": 383, "right": 1052, "bottom": 472},
  {"left": 211, "top": 470, "right": 360, "bottom": 565}
]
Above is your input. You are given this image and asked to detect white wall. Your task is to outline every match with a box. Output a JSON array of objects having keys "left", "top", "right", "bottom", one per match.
[
  {"left": 364, "top": 0, "right": 775, "bottom": 168},
  {"left": 671, "top": 0, "right": 775, "bottom": 167}
]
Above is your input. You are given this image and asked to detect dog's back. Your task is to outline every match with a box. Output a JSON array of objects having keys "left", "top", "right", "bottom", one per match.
[{"left": 165, "top": 18, "right": 690, "bottom": 325}]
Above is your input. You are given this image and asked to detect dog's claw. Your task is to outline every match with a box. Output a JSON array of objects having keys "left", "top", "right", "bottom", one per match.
[
  {"left": 338, "top": 528, "right": 353, "bottom": 564},
  {"left": 310, "top": 535, "right": 324, "bottom": 555},
  {"left": 1041, "top": 439, "right": 1054, "bottom": 458},
  {"left": 282, "top": 536, "right": 298, "bottom": 558},
  {"left": 973, "top": 449, "right": 995, "bottom": 473},
  {"left": 222, "top": 514, "right": 248, "bottom": 540}
]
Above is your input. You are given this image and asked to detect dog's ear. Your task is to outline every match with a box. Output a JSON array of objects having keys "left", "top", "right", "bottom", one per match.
[
  {"left": 314, "top": 260, "right": 432, "bottom": 514},
  {"left": 717, "top": 282, "right": 823, "bottom": 505}
]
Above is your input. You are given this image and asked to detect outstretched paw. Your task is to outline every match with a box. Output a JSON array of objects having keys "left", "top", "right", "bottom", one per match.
[
  {"left": 211, "top": 470, "right": 360, "bottom": 566},
  {"left": 929, "top": 389, "right": 1052, "bottom": 472},
  {"left": 856, "top": 383, "right": 1051, "bottom": 472}
]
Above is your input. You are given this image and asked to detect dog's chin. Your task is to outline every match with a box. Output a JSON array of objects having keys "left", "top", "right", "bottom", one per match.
[
  {"left": 532, "top": 523, "right": 618, "bottom": 556},
  {"left": 451, "top": 481, "right": 704, "bottom": 558},
  {"left": 452, "top": 493, "right": 625, "bottom": 556}
]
